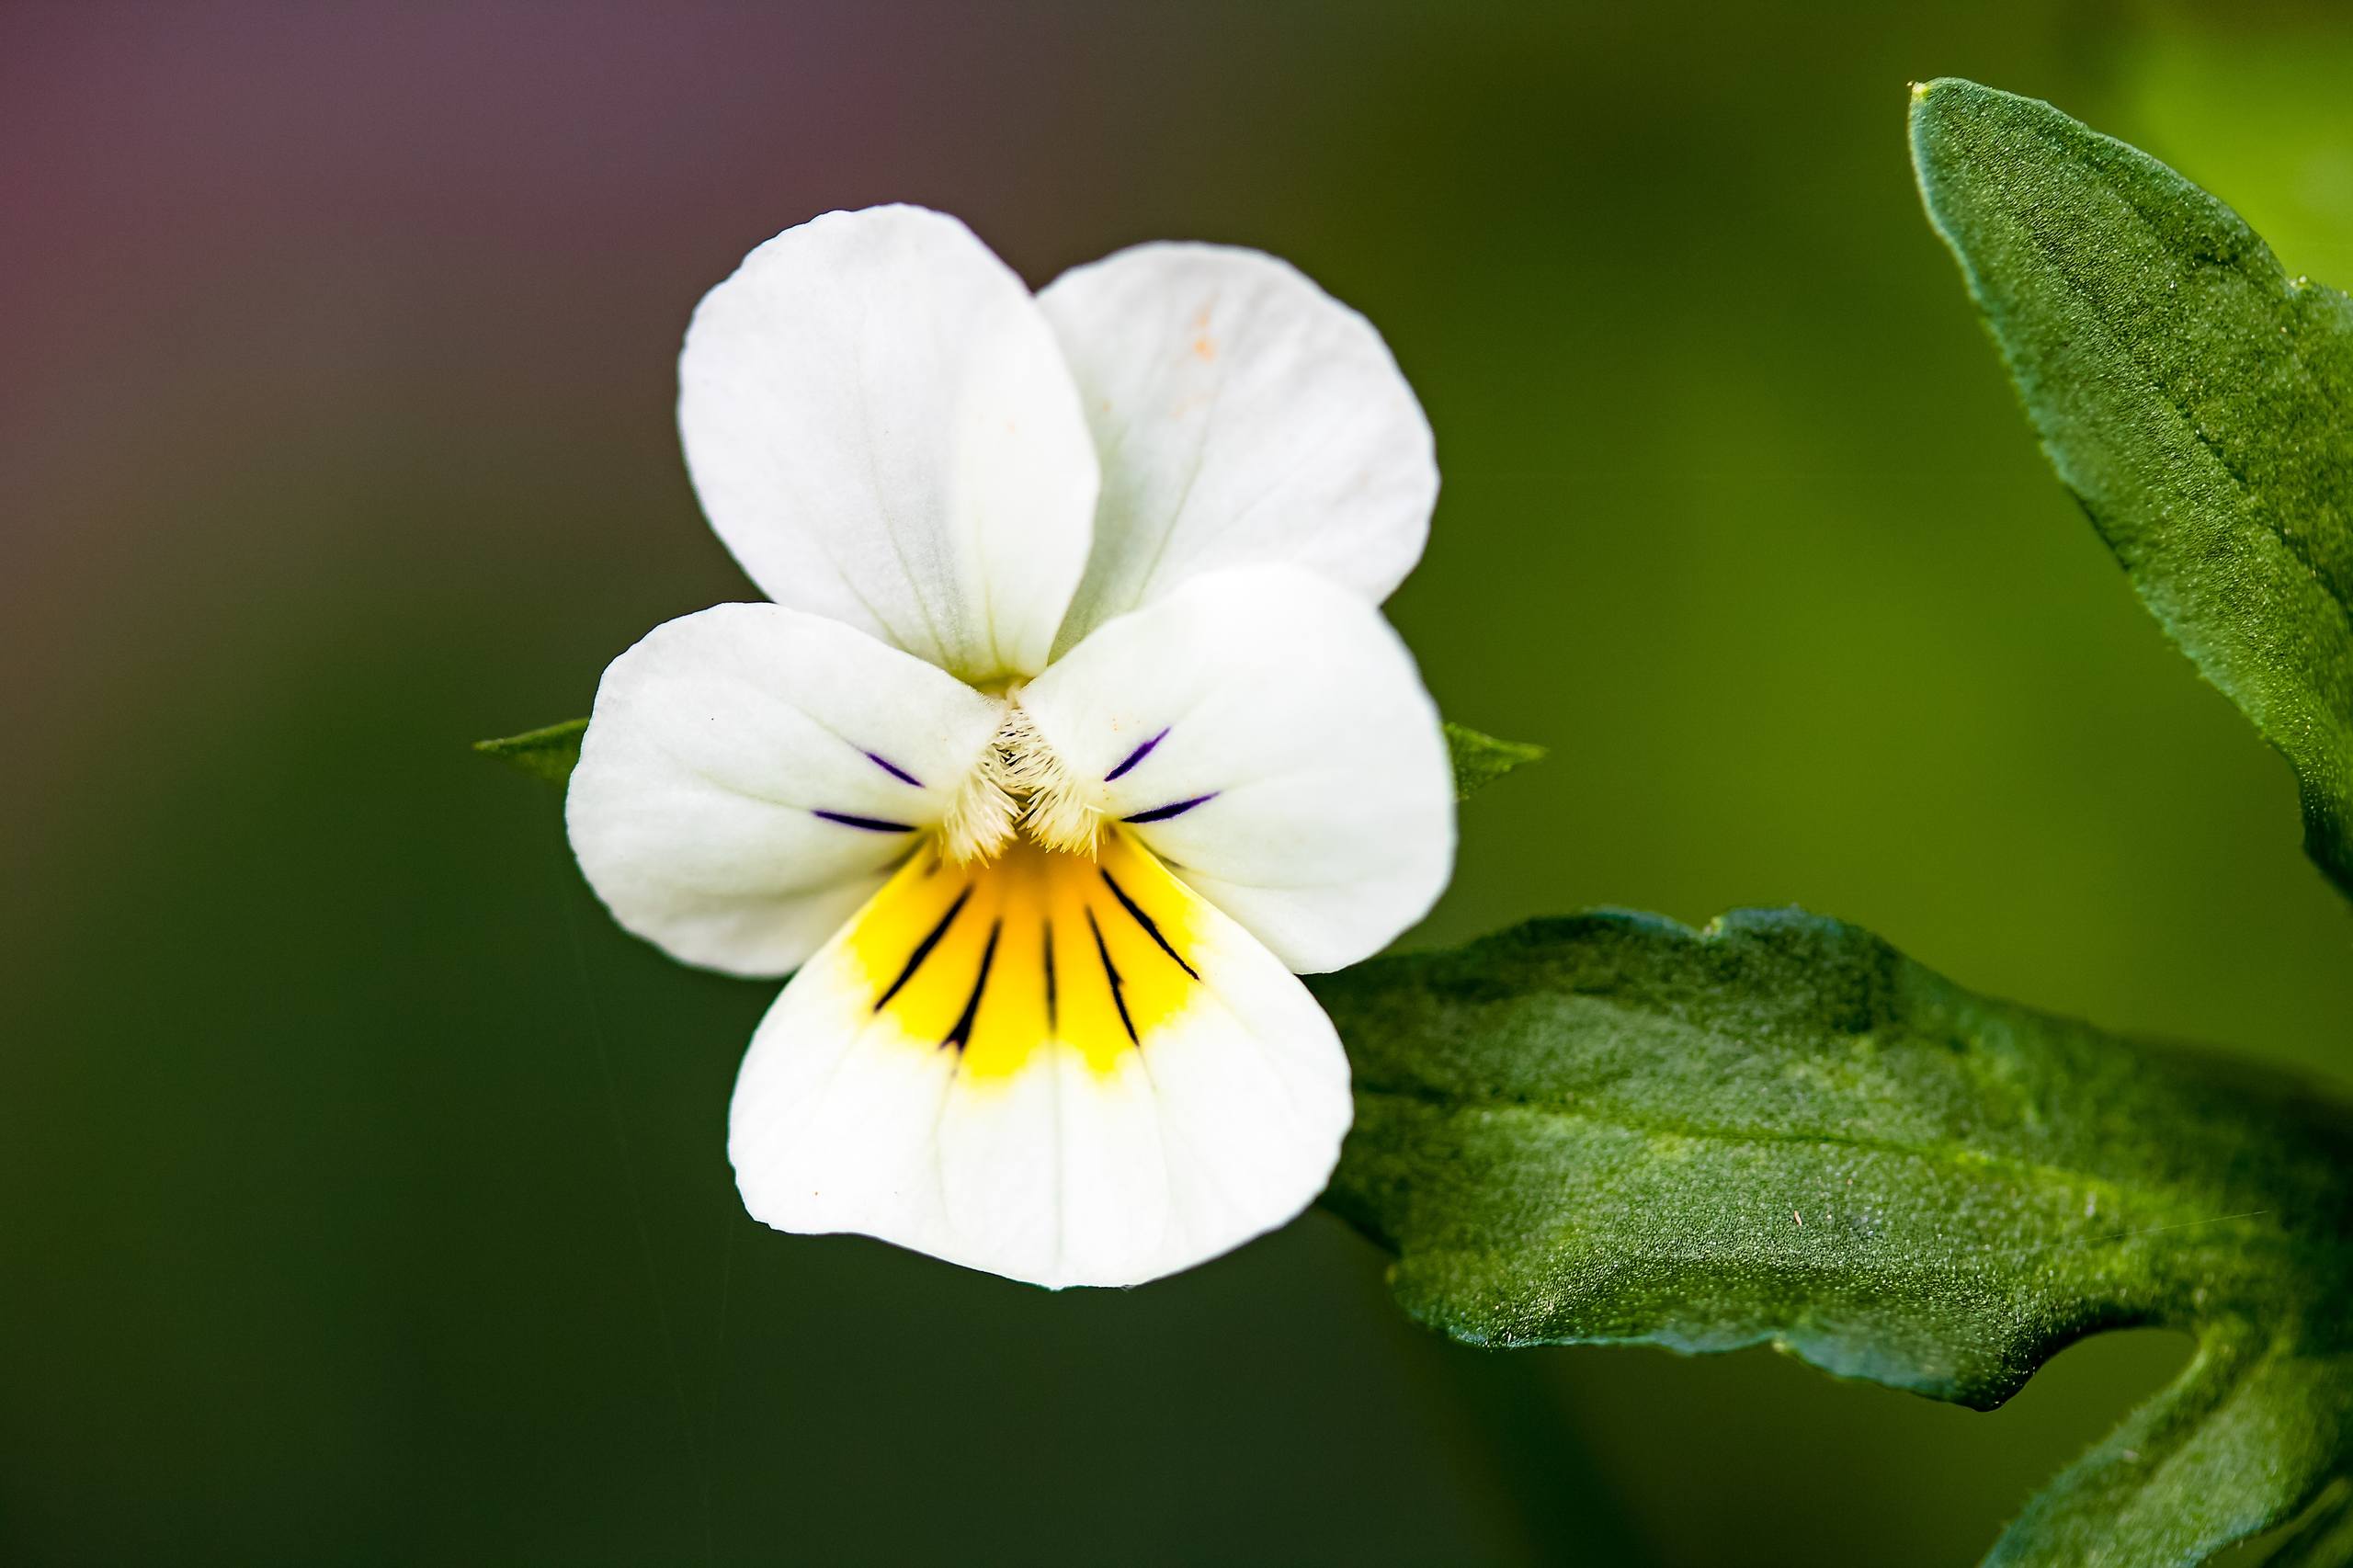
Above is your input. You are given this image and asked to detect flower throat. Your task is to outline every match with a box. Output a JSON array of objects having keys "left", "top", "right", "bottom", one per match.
[{"left": 940, "top": 701, "right": 1099, "bottom": 864}]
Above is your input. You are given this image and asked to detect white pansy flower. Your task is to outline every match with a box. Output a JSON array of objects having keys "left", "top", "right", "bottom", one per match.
[{"left": 567, "top": 205, "right": 1454, "bottom": 1289}]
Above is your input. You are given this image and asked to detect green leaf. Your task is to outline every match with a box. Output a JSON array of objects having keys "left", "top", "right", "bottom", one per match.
[
  {"left": 1444, "top": 722, "right": 1546, "bottom": 800},
  {"left": 478, "top": 714, "right": 1545, "bottom": 801},
  {"left": 1312, "top": 909, "right": 2353, "bottom": 1567},
  {"left": 1910, "top": 77, "right": 2353, "bottom": 903},
  {"left": 472, "top": 717, "right": 587, "bottom": 783}
]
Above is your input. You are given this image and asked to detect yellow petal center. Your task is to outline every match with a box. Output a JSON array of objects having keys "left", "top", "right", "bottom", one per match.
[{"left": 843, "top": 828, "right": 1204, "bottom": 1080}]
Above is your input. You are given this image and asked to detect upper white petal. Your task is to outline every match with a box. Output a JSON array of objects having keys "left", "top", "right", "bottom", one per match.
[
  {"left": 1019, "top": 565, "right": 1456, "bottom": 973},
  {"left": 1038, "top": 242, "right": 1437, "bottom": 652},
  {"left": 679, "top": 205, "right": 1099, "bottom": 683},
  {"left": 565, "top": 602, "right": 1005, "bottom": 977}
]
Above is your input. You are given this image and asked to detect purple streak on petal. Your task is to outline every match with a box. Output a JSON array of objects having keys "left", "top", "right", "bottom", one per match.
[
  {"left": 864, "top": 751, "right": 923, "bottom": 788},
  {"left": 1120, "top": 792, "right": 1217, "bottom": 824},
  {"left": 1104, "top": 727, "right": 1169, "bottom": 782},
  {"left": 813, "top": 809, "right": 916, "bottom": 833}
]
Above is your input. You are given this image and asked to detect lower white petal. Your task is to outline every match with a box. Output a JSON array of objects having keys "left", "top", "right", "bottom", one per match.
[{"left": 727, "top": 831, "right": 1351, "bottom": 1288}]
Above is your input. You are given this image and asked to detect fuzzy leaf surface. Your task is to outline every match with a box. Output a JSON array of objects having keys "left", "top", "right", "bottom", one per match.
[
  {"left": 1913, "top": 77, "right": 2353, "bottom": 901},
  {"left": 1313, "top": 910, "right": 2353, "bottom": 1566}
]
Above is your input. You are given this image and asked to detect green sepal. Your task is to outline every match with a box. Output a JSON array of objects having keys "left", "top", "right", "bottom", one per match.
[
  {"left": 472, "top": 718, "right": 588, "bottom": 784},
  {"left": 1443, "top": 722, "right": 1546, "bottom": 800},
  {"left": 478, "top": 714, "right": 1546, "bottom": 802}
]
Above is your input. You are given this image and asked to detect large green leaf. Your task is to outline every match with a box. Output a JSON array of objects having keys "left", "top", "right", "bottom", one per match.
[
  {"left": 1312, "top": 910, "right": 2353, "bottom": 1567},
  {"left": 1911, "top": 77, "right": 2353, "bottom": 902},
  {"left": 479, "top": 714, "right": 1543, "bottom": 801}
]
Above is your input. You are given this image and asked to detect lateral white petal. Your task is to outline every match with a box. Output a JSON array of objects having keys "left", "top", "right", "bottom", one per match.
[
  {"left": 728, "top": 834, "right": 1351, "bottom": 1289},
  {"left": 565, "top": 603, "right": 1005, "bottom": 977},
  {"left": 1039, "top": 242, "right": 1437, "bottom": 651},
  {"left": 679, "top": 205, "right": 1099, "bottom": 682},
  {"left": 1019, "top": 566, "right": 1455, "bottom": 973}
]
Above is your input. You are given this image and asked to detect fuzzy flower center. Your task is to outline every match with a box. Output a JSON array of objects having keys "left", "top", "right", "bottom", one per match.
[{"left": 939, "top": 699, "right": 1099, "bottom": 864}]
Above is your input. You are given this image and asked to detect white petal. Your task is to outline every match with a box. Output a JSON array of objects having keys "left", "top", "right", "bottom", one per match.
[
  {"left": 565, "top": 603, "right": 1006, "bottom": 977},
  {"left": 1038, "top": 243, "right": 1437, "bottom": 651},
  {"left": 728, "top": 833, "right": 1351, "bottom": 1288},
  {"left": 679, "top": 205, "right": 1099, "bottom": 683},
  {"left": 1018, "top": 566, "right": 1455, "bottom": 973}
]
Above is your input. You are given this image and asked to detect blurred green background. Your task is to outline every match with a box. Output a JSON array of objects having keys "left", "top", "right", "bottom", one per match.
[{"left": 6, "top": 2, "right": 2351, "bottom": 1562}]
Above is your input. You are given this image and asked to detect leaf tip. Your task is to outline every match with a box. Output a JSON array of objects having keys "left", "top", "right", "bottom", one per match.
[
  {"left": 1905, "top": 76, "right": 2018, "bottom": 163},
  {"left": 1907, "top": 74, "right": 1996, "bottom": 110}
]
